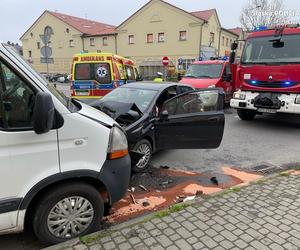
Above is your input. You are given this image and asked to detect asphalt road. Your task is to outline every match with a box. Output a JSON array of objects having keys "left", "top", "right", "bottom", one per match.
[{"left": 1, "top": 83, "right": 299, "bottom": 249}]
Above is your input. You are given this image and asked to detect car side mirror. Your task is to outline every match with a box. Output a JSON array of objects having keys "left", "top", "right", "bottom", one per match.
[
  {"left": 231, "top": 42, "right": 238, "bottom": 50},
  {"left": 160, "top": 110, "right": 169, "bottom": 121},
  {"left": 33, "top": 92, "right": 55, "bottom": 134}
]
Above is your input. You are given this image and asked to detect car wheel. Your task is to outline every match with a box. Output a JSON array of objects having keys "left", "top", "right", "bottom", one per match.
[
  {"left": 132, "top": 139, "right": 152, "bottom": 173},
  {"left": 237, "top": 109, "right": 257, "bottom": 120},
  {"left": 32, "top": 183, "right": 104, "bottom": 245}
]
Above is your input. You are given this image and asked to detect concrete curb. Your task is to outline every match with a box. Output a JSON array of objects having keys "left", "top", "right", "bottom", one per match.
[{"left": 43, "top": 170, "right": 293, "bottom": 250}]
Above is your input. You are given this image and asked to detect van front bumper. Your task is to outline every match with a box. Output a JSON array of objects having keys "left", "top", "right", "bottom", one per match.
[{"left": 98, "top": 155, "right": 131, "bottom": 205}]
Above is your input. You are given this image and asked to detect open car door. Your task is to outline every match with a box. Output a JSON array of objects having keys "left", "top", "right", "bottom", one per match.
[{"left": 155, "top": 88, "right": 225, "bottom": 150}]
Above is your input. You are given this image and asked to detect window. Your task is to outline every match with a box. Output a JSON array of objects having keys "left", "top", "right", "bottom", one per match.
[
  {"left": 147, "top": 33, "right": 154, "bottom": 43},
  {"left": 222, "top": 36, "right": 225, "bottom": 46},
  {"left": 230, "top": 39, "right": 233, "bottom": 45},
  {"left": 103, "top": 37, "right": 108, "bottom": 46},
  {"left": 66, "top": 28, "right": 70, "bottom": 33},
  {"left": 129, "top": 35, "right": 135, "bottom": 44},
  {"left": 30, "top": 33, "right": 33, "bottom": 38},
  {"left": 37, "top": 42, "right": 40, "bottom": 49},
  {"left": 179, "top": 31, "right": 187, "bottom": 41},
  {"left": 0, "top": 61, "right": 36, "bottom": 129},
  {"left": 125, "top": 65, "right": 135, "bottom": 81},
  {"left": 69, "top": 40, "right": 74, "bottom": 48},
  {"left": 163, "top": 90, "right": 219, "bottom": 116},
  {"left": 158, "top": 32, "right": 165, "bottom": 43},
  {"left": 210, "top": 32, "right": 215, "bottom": 43},
  {"left": 74, "top": 63, "right": 112, "bottom": 84},
  {"left": 28, "top": 50, "right": 32, "bottom": 58},
  {"left": 48, "top": 41, "right": 52, "bottom": 48},
  {"left": 90, "top": 38, "right": 95, "bottom": 46},
  {"left": 226, "top": 38, "right": 229, "bottom": 47}
]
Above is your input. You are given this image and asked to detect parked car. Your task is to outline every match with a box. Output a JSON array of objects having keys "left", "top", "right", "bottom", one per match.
[
  {"left": 90, "top": 82, "right": 225, "bottom": 172},
  {"left": 0, "top": 43, "right": 131, "bottom": 244}
]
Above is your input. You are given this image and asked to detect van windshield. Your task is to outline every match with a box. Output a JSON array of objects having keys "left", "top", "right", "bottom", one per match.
[
  {"left": 2, "top": 44, "right": 78, "bottom": 111},
  {"left": 241, "top": 34, "right": 300, "bottom": 64},
  {"left": 185, "top": 64, "right": 223, "bottom": 79}
]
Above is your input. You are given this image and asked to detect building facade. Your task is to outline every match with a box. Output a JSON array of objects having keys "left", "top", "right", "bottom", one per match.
[
  {"left": 20, "top": 0, "right": 244, "bottom": 76},
  {"left": 20, "top": 11, "right": 116, "bottom": 73}
]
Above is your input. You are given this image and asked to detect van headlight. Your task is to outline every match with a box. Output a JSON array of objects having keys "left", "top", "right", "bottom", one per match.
[
  {"left": 107, "top": 125, "right": 128, "bottom": 160},
  {"left": 295, "top": 95, "right": 300, "bottom": 104},
  {"left": 233, "top": 91, "right": 246, "bottom": 100}
]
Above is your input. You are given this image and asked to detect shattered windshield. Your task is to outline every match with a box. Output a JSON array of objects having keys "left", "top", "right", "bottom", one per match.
[
  {"left": 185, "top": 64, "right": 223, "bottom": 79},
  {"left": 101, "top": 87, "right": 157, "bottom": 113},
  {"left": 241, "top": 34, "right": 300, "bottom": 64}
]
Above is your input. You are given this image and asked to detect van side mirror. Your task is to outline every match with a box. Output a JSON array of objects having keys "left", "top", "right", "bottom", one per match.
[
  {"left": 229, "top": 51, "right": 236, "bottom": 64},
  {"left": 231, "top": 42, "right": 238, "bottom": 51},
  {"left": 136, "top": 75, "right": 143, "bottom": 81},
  {"left": 33, "top": 92, "right": 55, "bottom": 134}
]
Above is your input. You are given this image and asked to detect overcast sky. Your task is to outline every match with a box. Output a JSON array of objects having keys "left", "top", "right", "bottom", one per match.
[{"left": 2, "top": 0, "right": 300, "bottom": 43}]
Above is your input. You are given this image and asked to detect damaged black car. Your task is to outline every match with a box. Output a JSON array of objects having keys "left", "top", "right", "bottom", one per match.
[{"left": 90, "top": 82, "right": 225, "bottom": 172}]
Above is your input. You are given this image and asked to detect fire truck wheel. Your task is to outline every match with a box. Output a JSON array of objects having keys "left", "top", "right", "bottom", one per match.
[{"left": 237, "top": 109, "right": 257, "bottom": 120}]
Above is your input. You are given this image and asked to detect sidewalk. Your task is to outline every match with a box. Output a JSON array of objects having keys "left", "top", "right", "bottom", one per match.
[{"left": 46, "top": 172, "right": 300, "bottom": 250}]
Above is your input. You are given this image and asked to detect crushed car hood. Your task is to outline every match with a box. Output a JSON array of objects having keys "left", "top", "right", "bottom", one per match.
[{"left": 91, "top": 100, "right": 143, "bottom": 120}]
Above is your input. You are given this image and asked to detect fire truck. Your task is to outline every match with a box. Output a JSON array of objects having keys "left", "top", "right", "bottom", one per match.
[{"left": 230, "top": 24, "right": 300, "bottom": 120}]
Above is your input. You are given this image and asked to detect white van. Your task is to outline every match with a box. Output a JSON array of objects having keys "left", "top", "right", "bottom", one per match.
[{"left": 0, "top": 43, "right": 131, "bottom": 244}]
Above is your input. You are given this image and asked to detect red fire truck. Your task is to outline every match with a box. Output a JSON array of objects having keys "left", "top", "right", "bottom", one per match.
[{"left": 230, "top": 24, "right": 300, "bottom": 120}]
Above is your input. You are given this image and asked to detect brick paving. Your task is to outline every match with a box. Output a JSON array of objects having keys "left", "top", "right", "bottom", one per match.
[{"left": 46, "top": 174, "right": 300, "bottom": 250}]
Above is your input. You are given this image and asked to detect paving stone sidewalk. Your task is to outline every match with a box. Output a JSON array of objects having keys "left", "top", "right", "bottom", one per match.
[{"left": 46, "top": 173, "right": 300, "bottom": 250}]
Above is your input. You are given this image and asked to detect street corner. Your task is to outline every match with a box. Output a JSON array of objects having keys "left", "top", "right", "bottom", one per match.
[{"left": 104, "top": 165, "right": 265, "bottom": 225}]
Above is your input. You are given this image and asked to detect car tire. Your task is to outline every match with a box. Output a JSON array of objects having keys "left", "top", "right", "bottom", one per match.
[
  {"left": 132, "top": 139, "right": 152, "bottom": 173},
  {"left": 237, "top": 109, "right": 257, "bottom": 120},
  {"left": 32, "top": 182, "right": 104, "bottom": 245}
]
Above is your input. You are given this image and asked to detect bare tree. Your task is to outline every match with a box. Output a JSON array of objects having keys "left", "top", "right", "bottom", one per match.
[{"left": 240, "top": 0, "right": 286, "bottom": 31}]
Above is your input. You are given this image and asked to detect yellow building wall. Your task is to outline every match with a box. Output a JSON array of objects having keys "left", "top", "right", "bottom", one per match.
[
  {"left": 117, "top": 0, "right": 204, "bottom": 66},
  {"left": 200, "top": 12, "right": 221, "bottom": 56},
  {"left": 219, "top": 30, "right": 239, "bottom": 57},
  {"left": 83, "top": 35, "right": 116, "bottom": 54}
]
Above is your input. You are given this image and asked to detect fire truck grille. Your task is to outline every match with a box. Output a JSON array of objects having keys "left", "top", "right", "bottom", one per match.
[{"left": 246, "top": 80, "right": 299, "bottom": 88}]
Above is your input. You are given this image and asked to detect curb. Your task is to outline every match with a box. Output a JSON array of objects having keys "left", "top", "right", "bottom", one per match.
[{"left": 43, "top": 169, "right": 295, "bottom": 250}]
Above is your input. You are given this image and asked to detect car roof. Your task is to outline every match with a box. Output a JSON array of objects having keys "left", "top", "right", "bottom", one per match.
[{"left": 120, "top": 82, "right": 190, "bottom": 91}]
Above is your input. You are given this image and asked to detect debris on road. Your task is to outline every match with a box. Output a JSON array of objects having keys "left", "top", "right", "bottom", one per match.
[
  {"left": 142, "top": 201, "right": 150, "bottom": 207},
  {"left": 210, "top": 176, "right": 219, "bottom": 185},
  {"left": 183, "top": 196, "right": 196, "bottom": 202},
  {"left": 138, "top": 185, "right": 147, "bottom": 191},
  {"left": 130, "top": 194, "right": 136, "bottom": 204},
  {"left": 160, "top": 165, "right": 170, "bottom": 169}
]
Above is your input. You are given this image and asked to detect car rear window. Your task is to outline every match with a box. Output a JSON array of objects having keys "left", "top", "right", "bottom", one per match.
[{"left": 75, "top": 63, "right": 111, "bottom": 84}]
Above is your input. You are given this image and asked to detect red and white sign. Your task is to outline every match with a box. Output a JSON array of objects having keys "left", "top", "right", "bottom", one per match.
[{"left": 162, "top": 56, "right": 169, "bottom": 66}]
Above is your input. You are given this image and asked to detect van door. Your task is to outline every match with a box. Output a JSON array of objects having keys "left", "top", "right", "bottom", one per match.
[
  {"left": 221, "top": 63, "right": 233, "bottom": 102},
  {"left": 155, "top": 89, "right": 225, "bottom": 150},
  {"left": 0, "top": 58, "right": 59, "bottom": 230}
]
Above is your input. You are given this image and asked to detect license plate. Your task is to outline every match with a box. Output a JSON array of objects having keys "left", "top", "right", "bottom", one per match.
[
  {"left": 75, "top": 90, "right": 89, "bottom": 96},
  {"left": 258, "top": 108, "right": 277, "bottom": 114}
]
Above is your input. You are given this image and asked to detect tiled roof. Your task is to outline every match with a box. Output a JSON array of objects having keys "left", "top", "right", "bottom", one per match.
[
  {"left": 48, "top": 11, "right": 116, "bottom": 35},
  {"left": 227, "top": 27, "right": 243, "bottom": 36},
  {"left": 190, "top": 9, "right": 216, "bottom": 21}
]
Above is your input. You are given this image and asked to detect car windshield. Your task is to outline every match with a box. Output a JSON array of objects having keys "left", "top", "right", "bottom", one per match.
[
  {"left": 241, "top": 34, "right": 300, "bottom": 64},
  {"left": 185, "top": 64, "right": 223, "bottom": 79},
  {"left": 101, "top": 87, "right": 157, "bottom": 112},
  {"left": 2, "top": 44, "right": 77, "bottom": 111}
]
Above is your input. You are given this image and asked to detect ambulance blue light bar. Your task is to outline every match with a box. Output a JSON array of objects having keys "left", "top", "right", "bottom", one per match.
[{"left": 253, "top": 24, "right": 299, "bottom": 32}]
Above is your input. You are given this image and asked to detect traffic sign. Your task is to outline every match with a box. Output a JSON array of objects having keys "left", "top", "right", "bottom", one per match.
[{"left": 162, "top": 56, "right": 169, "bottom": 66}]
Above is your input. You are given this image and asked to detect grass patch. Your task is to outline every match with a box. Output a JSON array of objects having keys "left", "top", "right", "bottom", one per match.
[
  {"left": 230, "top": 187, "right": 242, "bottom": 192},
  {"left": 279, "top": 172, "right": 290, "bottom": 177},
  {"left": 155, "top": 203, "right": 191, "bottom": 218},
  {"left": 293, "top": 166, "right": 300, "bottom": 171}
]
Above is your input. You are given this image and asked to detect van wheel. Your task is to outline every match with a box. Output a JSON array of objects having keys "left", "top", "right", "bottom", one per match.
[
  {"left": 237, "top": 109, "right": 257, "bottom": 120},
  {"left": 32, "top": 183, "right": 104, "bottom": 245},
  {"left": 132, "top": 139, "right": 152, "bottom": 173}
]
